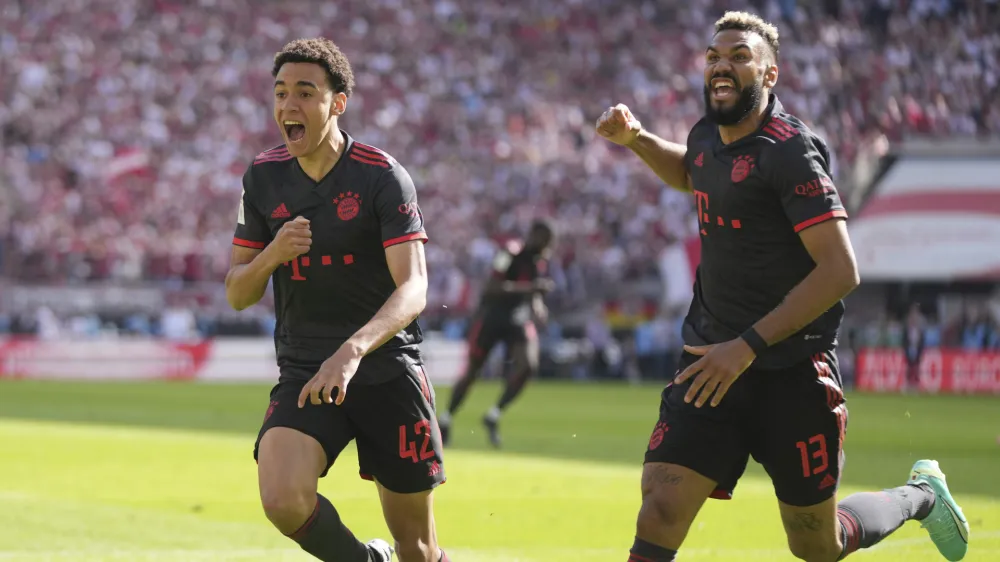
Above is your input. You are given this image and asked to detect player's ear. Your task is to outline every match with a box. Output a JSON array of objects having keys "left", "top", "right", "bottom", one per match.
[
  {"left": 763, "top": 62, "right": 778, "bottom": 89},
  {"left": 331, "top": 92, "right": 347, "bottom": 117}
]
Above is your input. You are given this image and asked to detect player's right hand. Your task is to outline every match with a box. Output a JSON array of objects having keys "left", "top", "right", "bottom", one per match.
[
  {"left": 270, "top": 216, "right": 311, "bottom": 263},
  {"left": 596, "top": 103, "right": 642, "bottom": 147}
]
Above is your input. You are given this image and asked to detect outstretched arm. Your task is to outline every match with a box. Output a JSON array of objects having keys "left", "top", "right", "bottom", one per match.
[{"left": 596, "top": 103, "right": 691, "bottom": 192}]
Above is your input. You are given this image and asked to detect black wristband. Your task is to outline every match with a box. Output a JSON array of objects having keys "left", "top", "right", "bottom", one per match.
[{"left": 740, "top": 327, "right": 769, "bottom": 355}]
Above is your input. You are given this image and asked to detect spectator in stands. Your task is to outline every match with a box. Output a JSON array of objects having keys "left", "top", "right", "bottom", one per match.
[
  {"left": 956, "top": 302, "right": 997, "bottom": 351},
  {"left": 902, "top": 303, "right": 926, "bottom": 390}
]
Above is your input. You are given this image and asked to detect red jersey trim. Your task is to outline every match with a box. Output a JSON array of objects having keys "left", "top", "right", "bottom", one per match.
[
  {"left": 762, "top": 118, "right": 799, "bottom": 142},
  {"left": 793, "top": 209, "right": 848, "bottom": 233},
  {"left": 353, "top": 142, "right": 389, "bottom": 160},
  {"left": 256, "top": 145, "right": 287, "bottom": 157},
  {"left": 254, "top": 154, "right": 294, "bottom": 165},
  {"left": 349, "top": 153, "right": 390, "bottom": 168},
  {"left": 233, "top": 237, "right": 266, "bottom": 249},
  {"left": 383, "top": 232, "right": 428, "bottom": 248},
  {"left": 254, "top": 145, "right": 292, "bottom": 165}
]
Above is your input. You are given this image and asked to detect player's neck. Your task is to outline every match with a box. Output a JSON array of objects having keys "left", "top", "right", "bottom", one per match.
[
  {"left": 297, "top": 128, "right": 346, "bottom": 182},
  {"left": 717, "top": 101, "right": 769, "bottom": 145}
]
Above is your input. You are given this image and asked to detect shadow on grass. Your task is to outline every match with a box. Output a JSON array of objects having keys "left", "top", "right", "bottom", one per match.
[{"left": 1, "top": 379, "right": 998, "bottom": 498}]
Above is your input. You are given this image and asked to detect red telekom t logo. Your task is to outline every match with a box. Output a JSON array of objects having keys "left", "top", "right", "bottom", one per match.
[
  {"left": 692, "top": 189, "right": 743, "bottom": 232},
  {"left": 285, "top": 254, "right": 356, "bottom": 281},
  {"left": 289, "top": 257, "right": 307, "bottom": 280},
  {"left": 694, "top": 190, "right": 710, "bottom": 234},
  {"left": 694, "top": 190, "right": 710, "bottom": 222}
]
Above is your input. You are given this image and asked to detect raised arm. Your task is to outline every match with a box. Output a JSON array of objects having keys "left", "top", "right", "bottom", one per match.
[
  {"left": 596, "top": 103, "right": 691, "bottom": 192},
  {"left": 225, "top": 170, "right": 310, "bottom": 310}
]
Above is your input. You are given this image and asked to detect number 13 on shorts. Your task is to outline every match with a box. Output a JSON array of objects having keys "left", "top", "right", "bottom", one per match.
[{"left": 796, "top": 433, "right": 829, "bottom": 477}]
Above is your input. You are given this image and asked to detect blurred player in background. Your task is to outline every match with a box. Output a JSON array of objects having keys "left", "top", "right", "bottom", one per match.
[
  {"left": 597, "top": 12, "right": 969, "bottom": 562},
  {"left": 437, "top": 220, "right": 556, "bottom": 448},
  {"left": 225, "top": 38, "right": 450, "bottom": 562}
]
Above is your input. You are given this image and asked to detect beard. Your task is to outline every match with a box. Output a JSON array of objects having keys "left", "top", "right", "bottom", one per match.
[{"left": 703, "top": 76, "right": 764, "bottom": 126}]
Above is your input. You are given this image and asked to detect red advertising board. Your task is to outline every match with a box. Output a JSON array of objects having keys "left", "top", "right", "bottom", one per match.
[
  {"left": 0, "top": 337, "right": 466, "bottom": 384},
  {"left": 856, "top": 348, "right": 1000, "bottom": 394},
  {"left": 0, "top": 338, "right": 212, "bottom": 380}
]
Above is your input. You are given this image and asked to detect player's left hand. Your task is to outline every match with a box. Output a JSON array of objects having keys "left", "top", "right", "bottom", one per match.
[
  {"left": 298, "top": 344, "right": 363, "bottom": 407},
  {"left": 674, "top": 339, "right": 756, "bottom": 408}
]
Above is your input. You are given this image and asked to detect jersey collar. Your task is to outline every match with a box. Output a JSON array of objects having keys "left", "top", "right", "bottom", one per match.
[
  {"left": 292, "top": 128, "right": 354, "bottom": 194},
  {"left": 766, "top": 93, "right": 784, "bottom": 118},
  {"left": 714, "top": 93, "right": 784, "bottom": 151}
]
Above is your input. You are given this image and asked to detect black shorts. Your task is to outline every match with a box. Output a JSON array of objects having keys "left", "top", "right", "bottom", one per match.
[
  {"left": 645, "top": 350, "right": 848, "bottom": 507},
  {"left": 466, "top": 313, "right": 537, "bottom": 361},
  {"left": 254, "top": 363, "right": 446, "bottom": 494}
]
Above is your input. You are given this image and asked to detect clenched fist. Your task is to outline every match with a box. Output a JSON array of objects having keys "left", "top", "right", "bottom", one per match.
[
  {"left": 595, "top": 103, "right": 642, "bottom": 147},
  {"left": 270, "top": 216, "right": 312, "bottom": 263}
]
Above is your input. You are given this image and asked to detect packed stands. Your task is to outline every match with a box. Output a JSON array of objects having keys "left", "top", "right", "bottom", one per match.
[{"left": 1, "top": 0, "right": 998, "bottom": 353}]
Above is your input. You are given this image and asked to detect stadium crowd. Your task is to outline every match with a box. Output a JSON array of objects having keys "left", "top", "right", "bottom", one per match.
[
  {"left": 1, "top": 0, "right": 998, "bottom": 323},
  {"left": 849, "top": 297, "right": 1000, "bottom": 352}
]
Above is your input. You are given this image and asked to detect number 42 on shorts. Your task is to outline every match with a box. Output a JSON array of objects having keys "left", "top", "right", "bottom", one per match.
[{"left": 399, "top": 420, "right": 435, "bottom": 463}]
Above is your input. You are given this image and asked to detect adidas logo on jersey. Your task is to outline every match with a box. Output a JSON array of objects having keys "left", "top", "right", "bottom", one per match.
[{"left": 271, "top": 203, "right": 290, "bottom": 219}]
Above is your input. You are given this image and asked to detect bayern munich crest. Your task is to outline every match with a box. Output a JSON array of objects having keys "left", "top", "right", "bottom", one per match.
[
  {"left": 648, "top": 422, "right": 669, "bottom": 451},
  {"left": 334, "top": 192, "right": 362, "bottom": 221},
  {"left": 731, "top": 155, "right": 755, "bottom": 183}
]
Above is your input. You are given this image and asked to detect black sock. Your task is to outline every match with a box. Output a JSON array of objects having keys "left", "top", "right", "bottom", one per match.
[
  {"left": 837, "top": 484, "right": 935, "bottom": 559},
  {"left": 629, "top": 537, "right": 677, "bottom": 561},
  {"left": 496, "top": 366, "right": 533, "bottom": 410},
  {"left": 287, "top": 494, "right": 370, "bottom": 562}
]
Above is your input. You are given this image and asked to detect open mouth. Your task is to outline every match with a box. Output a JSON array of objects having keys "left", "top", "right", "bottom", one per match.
[
  {"left": 711, "top": 77, "right": 737, "bottom": 101},
  {"left": 283, "top": 121, "right": 306, "bottom": 143}
]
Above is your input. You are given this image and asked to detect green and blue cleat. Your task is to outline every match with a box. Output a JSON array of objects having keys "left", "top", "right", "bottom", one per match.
[{"left": 909, "top": 459, "right": 969, "bottom": 561}]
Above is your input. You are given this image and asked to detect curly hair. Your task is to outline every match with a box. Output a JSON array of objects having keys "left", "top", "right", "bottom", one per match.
[
  {"left": 714, "top": 11, "right": 780, "bottom": 62},
  {"left": 272, "top": 38, "right": 355, "bottom": 97}
]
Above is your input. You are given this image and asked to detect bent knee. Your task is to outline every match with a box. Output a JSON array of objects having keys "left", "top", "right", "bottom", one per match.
[
  {"left": 787, "top": 536, "right": 842, "bottom": 562},
  {"left": 260, "top": 488, "right": 315, "bottom": 534},
  {"left": 636, "top": 494, "right": 694, "bottom": 539}
]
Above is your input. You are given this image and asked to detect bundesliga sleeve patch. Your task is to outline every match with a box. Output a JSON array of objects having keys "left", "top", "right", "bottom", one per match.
[{"left": 237, "top": 188, "right": 246, "bottom": 225}]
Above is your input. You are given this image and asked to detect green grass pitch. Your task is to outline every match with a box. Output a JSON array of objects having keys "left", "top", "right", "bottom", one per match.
[{"left": 0, "top": 379, "right": 997, "bottom": 561}]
